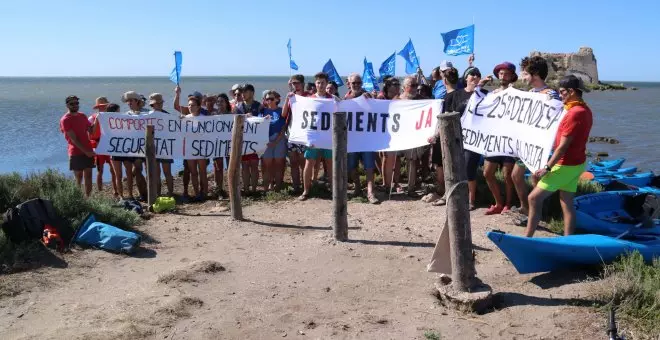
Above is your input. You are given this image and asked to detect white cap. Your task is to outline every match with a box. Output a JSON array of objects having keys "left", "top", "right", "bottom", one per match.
[{"left": 439, "top": 60, "right": 453, "bottom": 71}]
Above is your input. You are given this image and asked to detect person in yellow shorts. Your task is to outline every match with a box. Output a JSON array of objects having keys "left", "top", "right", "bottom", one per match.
[{"left": 525, "top": 75, "right": 592, "bottom": 237}]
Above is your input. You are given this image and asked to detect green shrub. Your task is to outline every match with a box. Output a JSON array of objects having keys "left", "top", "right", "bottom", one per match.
[{"left": 0, "top": 170, "right": 141, "bottom": 270}]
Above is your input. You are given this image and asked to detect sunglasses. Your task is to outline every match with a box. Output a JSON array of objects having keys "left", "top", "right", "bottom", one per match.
[
  {"left": 350, "top": 81, "right": 362, "bottom": 85},
  {"left": 291, "top": 81, "right": 301, "bottom": 85},
  {"left": 67, "top": 101, "right": 80, "bottom": 105},
  {"left": 265, "top": 97, "right": 276, "bottom": 101}
]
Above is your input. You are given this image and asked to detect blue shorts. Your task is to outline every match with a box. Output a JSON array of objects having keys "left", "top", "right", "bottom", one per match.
[
  {"left": 348, "top": 152, "right": 376, "bottom": 171},
  {"left": 304, "top": 148, "right": 332, "bottom": 160},
  {"left": 263, "top": 134, "right": 288, "bottom": 159}
]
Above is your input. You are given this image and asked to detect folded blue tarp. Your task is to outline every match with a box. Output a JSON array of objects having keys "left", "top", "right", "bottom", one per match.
[{"left": 73, "top": 214, "right": 141, "bottom": 254}]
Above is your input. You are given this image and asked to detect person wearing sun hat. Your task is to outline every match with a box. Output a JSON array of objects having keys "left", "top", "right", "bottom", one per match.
[
  {"left": 146, "top": 93, "right": 175, "bottom": 197},
  {"left": 481, "top": 61, "right": 519, "bottom": 216},
  {"left": 525, "top": 74, "right": 592, "bottom": 237},
  {"left": 87, "top": 96, "right": 118, "bottom": 196}
]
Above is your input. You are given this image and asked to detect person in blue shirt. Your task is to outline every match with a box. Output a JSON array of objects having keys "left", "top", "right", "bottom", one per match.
[{"left": 259, "top": 90, "right": 287, "bottom": 191}]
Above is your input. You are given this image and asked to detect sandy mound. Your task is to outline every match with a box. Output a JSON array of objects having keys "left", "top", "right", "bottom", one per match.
[{"left": 157, "top": 260, "right": 225, "bottom": 285}]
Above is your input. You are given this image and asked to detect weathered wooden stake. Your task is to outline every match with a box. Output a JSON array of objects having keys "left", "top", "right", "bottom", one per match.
[
  {"left": 145, "top": 125, "right": 158, "bottom": 207},
  {"left": 227, "top": 114, "right": 245, "bottom": 220},
  {"left": 332, "top": 111, "right": 348, "bottom": 241},
  {"left": 438, "top": 112, "right": 476, "bottom": 292}
]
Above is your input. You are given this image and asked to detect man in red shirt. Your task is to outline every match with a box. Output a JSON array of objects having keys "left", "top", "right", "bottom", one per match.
[
  {"left": 60, "top": 95, "right": 95, "bottom": 197},
  {"left": 525, "top": 75, "right": 593, "bottom": 237}
]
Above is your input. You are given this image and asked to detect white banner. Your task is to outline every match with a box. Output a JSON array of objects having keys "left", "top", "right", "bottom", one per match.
[
  {"left": 461, "top": 87, "right": 565, "bottom": 171},
  {"left": 96, "top": 112, "right": 270, "bottom": 160},
  {"left": 288, "top": 95, "right": 443, "bottom": 152}
]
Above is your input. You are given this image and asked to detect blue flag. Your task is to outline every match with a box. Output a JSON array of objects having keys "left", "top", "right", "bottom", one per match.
[
  {"left": 169, "top": 51, "right": 182, "bottom": 85},
  {"left": 287, "top": 39, "right": 299, "bottom": 71},
  {"left": 322, "top": 59, "right": 344, "bottom": 87},
  {"left": 362, "top": 58, "right": 379, "bottom": 92},
  {"left": 378, "top": 52, "right": 396, "bottom": 82},
  {"left": 397, "top": 39, "right": 420, "bottom": 75},
  {"left": 441, "top": 25, "right": 475, "bottom": 56}
]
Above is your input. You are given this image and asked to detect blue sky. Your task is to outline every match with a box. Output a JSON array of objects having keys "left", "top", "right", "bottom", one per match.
[{"left": 0, "top": 0, "right": 658, "bottom": 81}]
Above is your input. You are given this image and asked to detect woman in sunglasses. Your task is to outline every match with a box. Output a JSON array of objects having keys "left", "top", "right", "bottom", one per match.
[{"left": 259, "top": 90, "right": 287, "bottom": 191}]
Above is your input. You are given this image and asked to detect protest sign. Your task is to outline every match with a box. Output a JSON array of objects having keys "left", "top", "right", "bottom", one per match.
[
  {"left": 288, "top": 95, "right": 443, "bottom": 152},
  {"left": 96, "top": 112, "right": 269, "bottom": 164},
  {"left": 460, "top": 87, "right": 565, "bottom": 171}
]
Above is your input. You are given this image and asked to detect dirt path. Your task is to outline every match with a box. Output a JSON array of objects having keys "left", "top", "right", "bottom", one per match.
[{"left": 0, "top": 197, "right": 606, "bottom": 339}]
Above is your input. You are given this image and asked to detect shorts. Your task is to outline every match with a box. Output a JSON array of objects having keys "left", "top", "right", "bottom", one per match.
[
  {"left": 348, "top": 152, "right": 376, "bottom": 171},
  {"left": 112, "top": 156, "right": 137, "bottom": 163},
  {"left": 515, "top": 159, "right": 527, "bottom": 169},
  {"left": 485, "top": 156, "right": 515, "bottom": 165},
  {"left": 304, "top": 148, "right": 332, "bottom": 160},
  {"left": 157, "top": 158, "right": 174, "bottom": 164},
  {"left": 95, "top": 154, "right": 111, "bottom": 167},
  {"left": 70, "top": 155, "right": 94, "bottom": 171},
  {"left": 464, "top": 150, "right": 481, "bottom": 181},
  {"left": 431, "top": 141, "right": 442, "bottom": 166},
  {"left": 288, "top": 143, "right": 306, "bottom": 154},
  {"left": 262, "top": 134, "right": 287, "bottom": 159},
  {"left": 537, "top": 163, "right": 586, "bottom": 193},
  {"left": 241, "top": 153, "right": 259, "bottom": 162}
]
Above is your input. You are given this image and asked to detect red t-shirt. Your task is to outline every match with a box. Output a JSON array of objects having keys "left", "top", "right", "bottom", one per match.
[
  {"left": 553, "top": 104, "right": 593, "bottom": 166},
  {"left": 60, "top": 112, "right": 92, "bottom": 156}
]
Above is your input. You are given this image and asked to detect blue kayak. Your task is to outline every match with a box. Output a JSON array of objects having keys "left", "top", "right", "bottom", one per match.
[
  {"left": 486, "top": 231, "right": 660, "bottom": 274},
  {"left": 603, "top": 176, "right": 660, "bottom": 196},
  {"left": 593, "top": 172, "right": 655, "bottom": 186},
  {"left": 591, "top": 166, "right": 638, "bottom": 176},
  {"left": 574, "top": 191, "right": 660, "bottom": 236},
  {"left": 587, "top": 158, "right": 625, "bottom": 171}
]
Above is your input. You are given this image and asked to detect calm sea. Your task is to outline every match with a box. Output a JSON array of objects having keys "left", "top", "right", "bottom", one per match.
[{"left": 0, "top": 77, "right": 657, "bottom": 177}]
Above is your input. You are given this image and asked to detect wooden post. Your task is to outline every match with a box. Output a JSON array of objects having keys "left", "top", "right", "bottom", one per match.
[
  {"left": 438, "top": 112, "right": 476, "bottom": 292},
  {"left": 145, "top": 125, "right": 158, "bottom": 207},
  {"left": 227, "top": 114, "right": 245, "bottom": 220},
  {"left": 332, "top": 111, "right": 348, "bottom": 241}
]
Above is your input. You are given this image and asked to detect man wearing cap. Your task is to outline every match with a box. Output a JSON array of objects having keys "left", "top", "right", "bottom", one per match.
[
  {"left": 88, "top": 96, "right": 119, "bottom": 196},
  {"left": 282, "top": 74, "right": 308, "bottom": 193},
  {"left": 432, "top": 61, "right": 452, "bottom": 99},
  {"left": 60, "top": 95, "right": 95, "bottom": 197},
  {"left": 148, "top": 93, "right": 174, "bottom": 197},
  {"left": 482, "top": 62, "right": 519, "bottom": 215},
  {"left": 233, "top": 84, "right": 262, "bottom": 193},
  {"left": 525, "top": 75, "right": 592, "bottom": 237}
]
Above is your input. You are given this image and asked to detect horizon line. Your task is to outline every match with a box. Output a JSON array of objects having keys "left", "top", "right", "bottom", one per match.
[{"left": 0, "top": 75, "right": 655, "bottom": 83}]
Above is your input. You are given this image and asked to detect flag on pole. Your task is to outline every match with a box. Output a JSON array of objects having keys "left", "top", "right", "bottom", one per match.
[
  {"left": 169, "top": 51, "right": 182, "bottom": 85},
  {"left": 362, "top": 58, "right": 379, "bottom": 92},
  {"left": 287, "top": 39, "right": 299, "bottom": 70},
  {"left": 441, "top": 25, "right": 475, "bottom": 56},
  {"left": 322, "top": 59, "right": 344, "bottom": 87},
  {"left": 378, "top": 52, "right": 396, "bottom": 82},
  {"left": 397, "top": 39, "right": 420, "bottom": 75}
]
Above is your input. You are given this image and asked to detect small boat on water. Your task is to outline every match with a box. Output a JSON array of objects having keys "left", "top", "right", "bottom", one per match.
[
  {"left": 587, "top": 158, "right": 625, "bottom": 171},
  {"left": 574, "top": 191, "right": 660, "bottom": 236},
  {"left": 603, "top": 176, "right": 660, "bottom": 195},
  {"left": 590, "top": 166, "right": 638, "bottom": 175},
  {"left": 592, "top": 171, "right": 655, "bottom": 187},
  {"left": 486, "top": 230, "right": 660, "bottom": 274}
]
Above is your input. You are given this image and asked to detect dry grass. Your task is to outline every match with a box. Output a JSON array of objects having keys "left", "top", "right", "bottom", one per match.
[
  {"left": 590, "top": 252, "right": 660, "bottom": 339},
  {"left": 157, "top": 260, "right": 225, "bottom": 285}
]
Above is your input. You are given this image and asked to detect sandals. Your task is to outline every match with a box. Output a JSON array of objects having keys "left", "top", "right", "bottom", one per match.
[
  {"left": 367, "top": 194, "right": 380, "bottom": 204},
  {"left": 485, "top": 205, "right": 504, "bottom": 215},
  {"left": 297, "top": 194, "right": 309, "bottom": 201}
]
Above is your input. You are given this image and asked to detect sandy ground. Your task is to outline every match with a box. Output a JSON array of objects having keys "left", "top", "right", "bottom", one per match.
[{"left": 0, "top": 193, "right": 607, "bottom": 340}]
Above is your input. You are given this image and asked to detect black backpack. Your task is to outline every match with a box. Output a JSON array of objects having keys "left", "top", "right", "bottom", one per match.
[{"left": 1, "top": 198, "right": 73, "bottom": 244}]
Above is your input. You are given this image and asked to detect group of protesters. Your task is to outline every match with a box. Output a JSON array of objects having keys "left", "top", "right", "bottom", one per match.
[{"left": 60, "top": 54, "right": 592, "bottom": 237}]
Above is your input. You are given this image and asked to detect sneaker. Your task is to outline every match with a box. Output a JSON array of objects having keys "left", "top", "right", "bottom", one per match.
[{"left": 485, "top": 205, "right": 504, "bottom": 215}]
